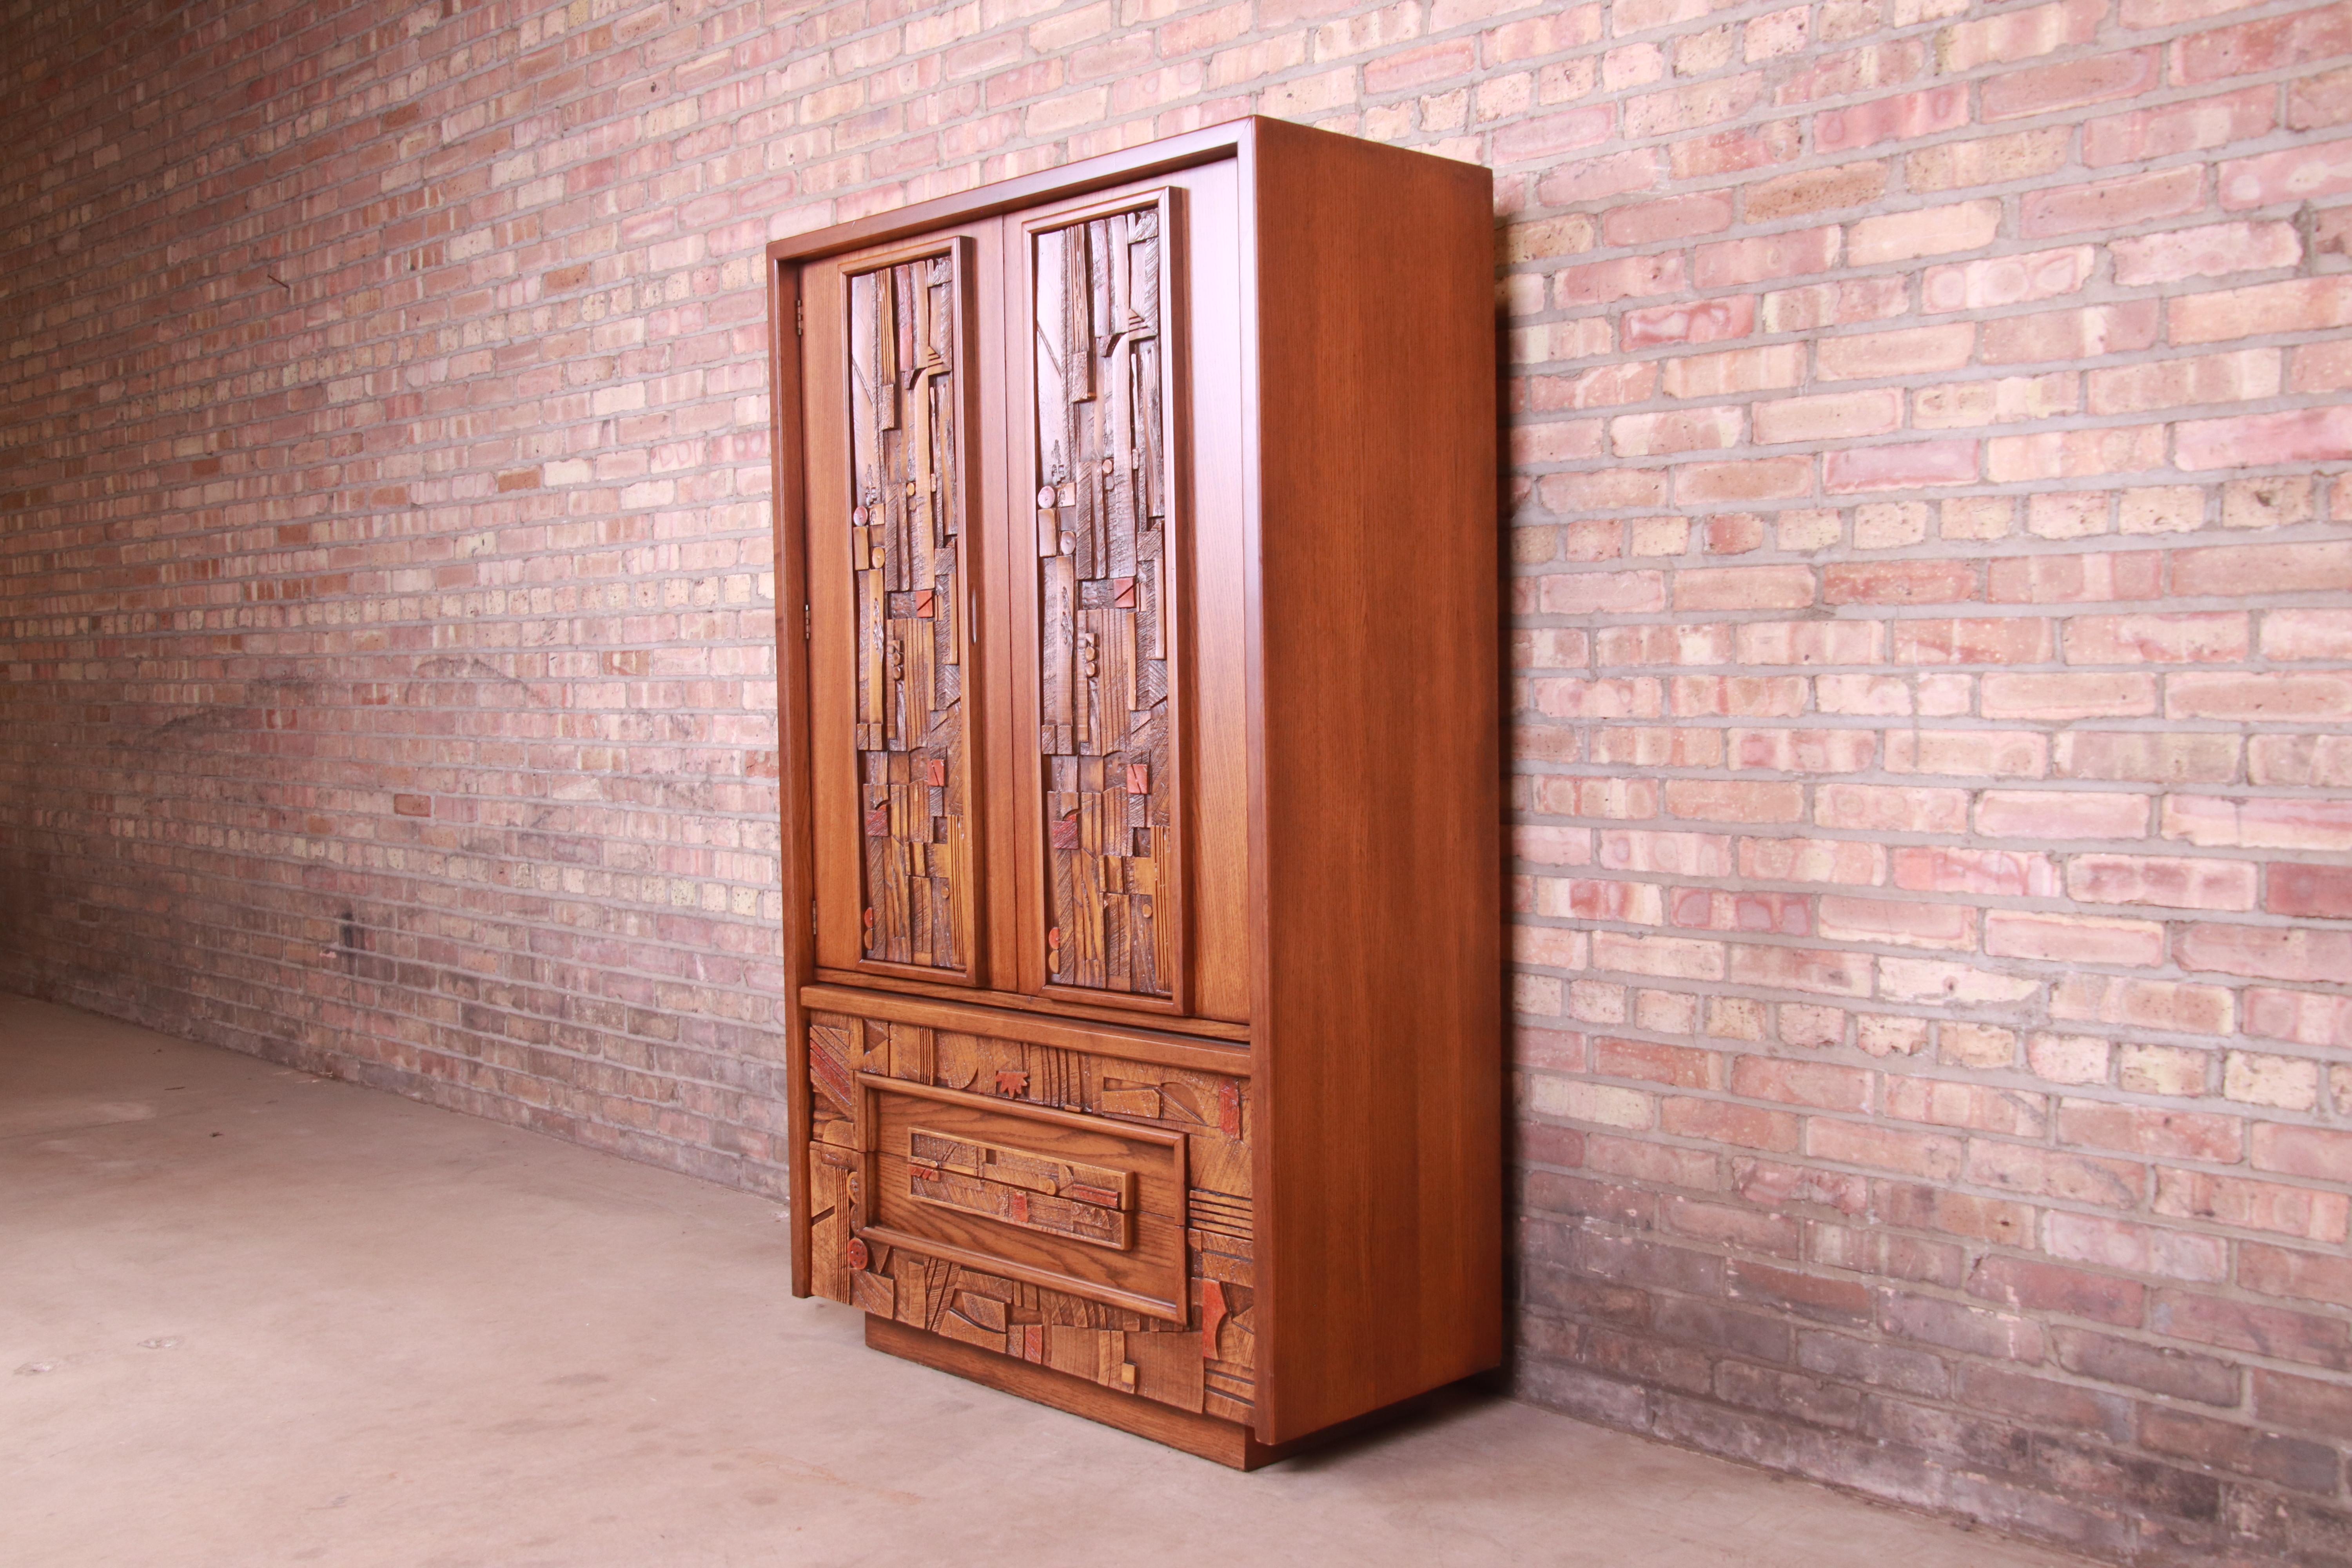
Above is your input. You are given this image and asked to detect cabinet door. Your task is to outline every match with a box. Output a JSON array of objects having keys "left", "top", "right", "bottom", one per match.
[
  {"left": 805, "top": 234, "right": 991, "bottom": 984},
  {"left": 1010, "top": 189, "right": 1191, "bottom": 1013}
]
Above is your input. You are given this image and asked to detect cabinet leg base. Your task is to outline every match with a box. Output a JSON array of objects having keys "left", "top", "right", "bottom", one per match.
[{"left": 865, "top": 1314, "right": 1279, "bottom": 1469}]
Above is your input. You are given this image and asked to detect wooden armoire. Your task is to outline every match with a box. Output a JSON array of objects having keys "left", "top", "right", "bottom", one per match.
[{"left": 764, "top": 117, "right": 1500, "bottom": 1466}]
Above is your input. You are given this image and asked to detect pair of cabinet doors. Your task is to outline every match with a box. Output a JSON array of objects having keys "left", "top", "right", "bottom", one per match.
[{"left": 797, "top": 162, "right": 1250, "bottom": 1030}]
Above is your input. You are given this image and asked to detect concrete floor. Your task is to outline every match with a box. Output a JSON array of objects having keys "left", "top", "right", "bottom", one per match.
[{"left": 1, "top": 995, "right": 2092, "bottom": 1568}]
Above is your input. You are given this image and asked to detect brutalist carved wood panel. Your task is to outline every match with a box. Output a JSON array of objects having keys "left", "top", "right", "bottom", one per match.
[
  {"left": 1025, "top": 194, "right": 1183, "bottom": 1002},
  {"left": 802, "top": 1006, "right": 1256, "bottom": 1424},
  {"left": 844, "top": 247, "right": 973, "bottom": 975}
]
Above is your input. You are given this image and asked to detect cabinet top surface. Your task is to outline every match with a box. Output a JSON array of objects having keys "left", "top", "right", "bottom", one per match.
[{"left": 762, "top": 116, "right": 1489, "bottom": 268}]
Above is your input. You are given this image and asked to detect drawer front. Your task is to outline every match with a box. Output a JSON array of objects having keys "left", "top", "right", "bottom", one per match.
[
  {"left": 864, "top": 1074, "right": 1185, "bottom": 1318},
  {"left": 800, "top": 987, "right": 1256, "bottom": 1421}
]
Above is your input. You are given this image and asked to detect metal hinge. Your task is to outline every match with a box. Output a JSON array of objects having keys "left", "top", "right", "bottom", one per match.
[
  {"left": 809, "top": 897, "right": 818, "bottom": 929},
  {"left": 802, "top": 603, "right": 811, "bottom": 639},
  {"left": 795, "top": 296, "right": 804, "bottom": 335}
]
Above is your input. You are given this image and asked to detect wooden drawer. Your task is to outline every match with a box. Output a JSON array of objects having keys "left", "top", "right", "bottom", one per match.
[
  {"left": 858, "top": 1074, "right": 1189, "bottom": 1321},
  {"left": 798, "top": 984, "right": 1259, "bottom": 1421}
]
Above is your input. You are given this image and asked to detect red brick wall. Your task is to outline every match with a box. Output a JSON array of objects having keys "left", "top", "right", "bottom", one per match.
[{"left": 4, "top": 0, "right": 2348, "bottom": 1558}]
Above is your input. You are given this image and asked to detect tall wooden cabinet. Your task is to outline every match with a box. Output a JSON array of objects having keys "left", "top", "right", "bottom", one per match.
[{"left": 765, "top": 118, "right": 1501, "bottom": 1466}]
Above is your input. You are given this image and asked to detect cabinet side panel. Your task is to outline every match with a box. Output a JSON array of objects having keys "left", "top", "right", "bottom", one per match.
[{"left": 1248, "top": 124, "right": 1503, "bottom": 1442}]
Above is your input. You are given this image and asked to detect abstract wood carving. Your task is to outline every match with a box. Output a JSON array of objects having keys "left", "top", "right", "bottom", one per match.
[
  {"left": 1028, "top": 198, "right": 1179, "bottom": 1000},
  {"left": 847, "top": 249, "right": 971, "bottom": 974},
  {"left": 802, "top": 1004, "right": 1257, "bottom": 1423}
]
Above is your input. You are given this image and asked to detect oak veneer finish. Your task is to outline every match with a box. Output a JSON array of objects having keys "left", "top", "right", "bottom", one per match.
[{"left": 768, "top": 117, "right": 1500, "bottom": 1461}]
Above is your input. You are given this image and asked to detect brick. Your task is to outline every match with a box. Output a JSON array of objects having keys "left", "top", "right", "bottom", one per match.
[
  {"left": 2224, "top": 1050, "right": 2322, "bottom": 1111},
  {"left": 1922, "top": 245, "right": 2095, "bottom": 313},
  {"left": 2110, "top": 219, "right": 2301, "bottom": 285},
  {"left": 1977, "top": 791, "right": 2149, "bottom": 840},
  {"left": 2176, "top": 922, "right": 2352, "bottom": 983},
  {"left": 2023, "top": 166, "right": 2205, "bottom": 238},
  {"left": 2154, "top": 1168, "right": 2351, "bottom": 1243},
  {"left": 2253, "top": 1123, "right": 2352, "bottom": 1184},
  {"left": 2063, "top": 612, "right": 2249, "bottom": 664},
  {"left": 1878, "top": 957, "right": 2040, "bottom": 1006},
  {"left": 2163, "top": 794, "right": 2352, "bottom": 851},
  {"left": 2170, "top": 277, "right": 2352, "bottom": 344},
  {"left": 1806, "top": 1118, "right": 1965, "bottom": 1180},
  {"left": 2153, "top": 1289, "right": 2352, "bottom": 1372},
  {"left": 2053, "top": 1327, "right": 2241, "bottom": 1405},
  {"left": 1846, "top": 200, "right": 2003, "bottom": 265},
  {"left": 1611, "top": 407, "right": 1744, "bottom": 457},
  {"left": 2051, "top": 975, "right": 2235, "bottom": 1034},
  {"left": 2225, "top": 475, "right": 2318, "bottom": 531},
  {"left": 2140, "top": 1405, "right": 2345, "bottom": 1495},
  {"left": 2250, "top": 989, "right": 2352, "bottom": 1048},
  {"left": 1936, "top": 0, "right": 2103, "bottom": 71},
  {"left": 2065, "top": 853, "right": 2257, "bottom": 911},
  {"left": 1885, "top": 729, "right": 2050, "bottom": 778},
  {"left": 2087, "top": 349, "right": 2280, "bottom": 415},
  {"left": 1693, "top": 226, "right": 1843, "bottom": 289},
  {"left": 1985, "top": 910, "right": 2166, "bottom": 966},
  {"left": 2174, "top": 541, "right": 2352, "bottom": 597},
  {"left": 1981, "top": 301, "right": 2159, "bottom": 365},
  {"left": 1985, "top": 49, "right": 2162, "bottom": 122},
  {"left": 1904, "top": 128, "right": 2070, "bottom": 192},
  {"left": 2058, "top": 1100, "right": 2243, "bottom": 1162},
  {"left": 2219, "top": 137, "right": 2352, "bottom": 211},
  {"left": 2292, "top": 62, "right": 2352, "bottom": 129},
  {"left": 1673, "top": 458, "right": 1815, "bottom": 505},
  {"left": 1742, "top": 162, "right": 1890, "bottom": 221},
  {"left": 1980, "top": 672, "right": 2157, "bottom": 721},
  {"left": 2254, "top": 1368, "right": 2352, "bottom": 1443},
  {"left": 1885, "top": 1077, "right": 2046, "bottom": 1136},
  {"left": 2269, "top": 861, "right": 2352, "bottom": 918},
  {"left": 1602, "top": 191, "right": 1736, "bottom": 247},
  {"left": 2083, "top": 85, "right": 2277, "bottom": 168},
  {"left": 1893, "top": 846, "right": 2060, "bottom": 897},
  {"left": 2168, "top": 671, "right": 2352, "bottom": 722},
  {"left": 1881, "top": 1292, "right": 2047, "bottom": 1362},
  {"left": 2240, "top": 1242, "right": 2352, "bottom": 1307},
  {"left": 1662, "top": 1094, "right": 1800, "bottom": 1152},
  {"left": 2177, "top": 407, "right": 2352, "bottom": 471},
  {"left": 1817, "top": 895, "right": 1977, "bottom": 949},
  {"left": 2046, "top": 1212, "right": 2228, "bottom": 1283},
  {"left": 2055, "top": 730, "right": 2238, "bottom": 783},
  {"left": 1987, "top": 425, "right": 2167, "bottom": 484},
  {"left": 1824, "top": 441, "right": 1979, "bottom": 493},
  {"left": 1967, "top": 1256, "right": 2145, "bottom": 1327}
]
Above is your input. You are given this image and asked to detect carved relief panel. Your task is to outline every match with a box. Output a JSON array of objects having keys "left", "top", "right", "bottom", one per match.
[
  {"left": 1023, "top": 192, "right": 1187, "bottom": 1006},
  {"left": 803, "top": 1002, "right": 1256, "bottom": 1426},
  {"left": 837, "top": 242, "right": 977, "bottom": 979}
]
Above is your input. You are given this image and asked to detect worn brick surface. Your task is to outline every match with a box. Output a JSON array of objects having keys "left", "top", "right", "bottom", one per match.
[{"left": 4, "top": 0, "right": 2349, "bottom": 1560}]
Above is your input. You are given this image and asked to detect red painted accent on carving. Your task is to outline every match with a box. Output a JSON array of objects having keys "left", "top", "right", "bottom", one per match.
[
  {"left": 923, "top": 758, "right": 947, "bottom": 787},
  {"left": 864, "top": 806, "right": 889, "bottom": 836},
  {"left": 1112, "top": 576, "right": 1136, "bottom": 609},
  {"left": 1050, "top": 817, "right": 1080, "bottom": 849},
  {"left": 845, "top": 1237, "right": 869, "bottom": 1270},
  {"left": 1125, "top": 763, "right": 1150, "bottom": 795},
  {"left": 1219, "top": 1080, "right": 1243, "bottom": 1139},
  {"left": 1007, "top": 1191, "right": 1030, "bottom": 1225},
  {"left": 913, "top": 588, "right": 935, "bottom": 618},
  {"left": 994, "top": 1070, "right": 1029, "bottom": 1098},
  {"left": 1200, "top": 1278, "right": 1228, "bottom": 1360}
]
